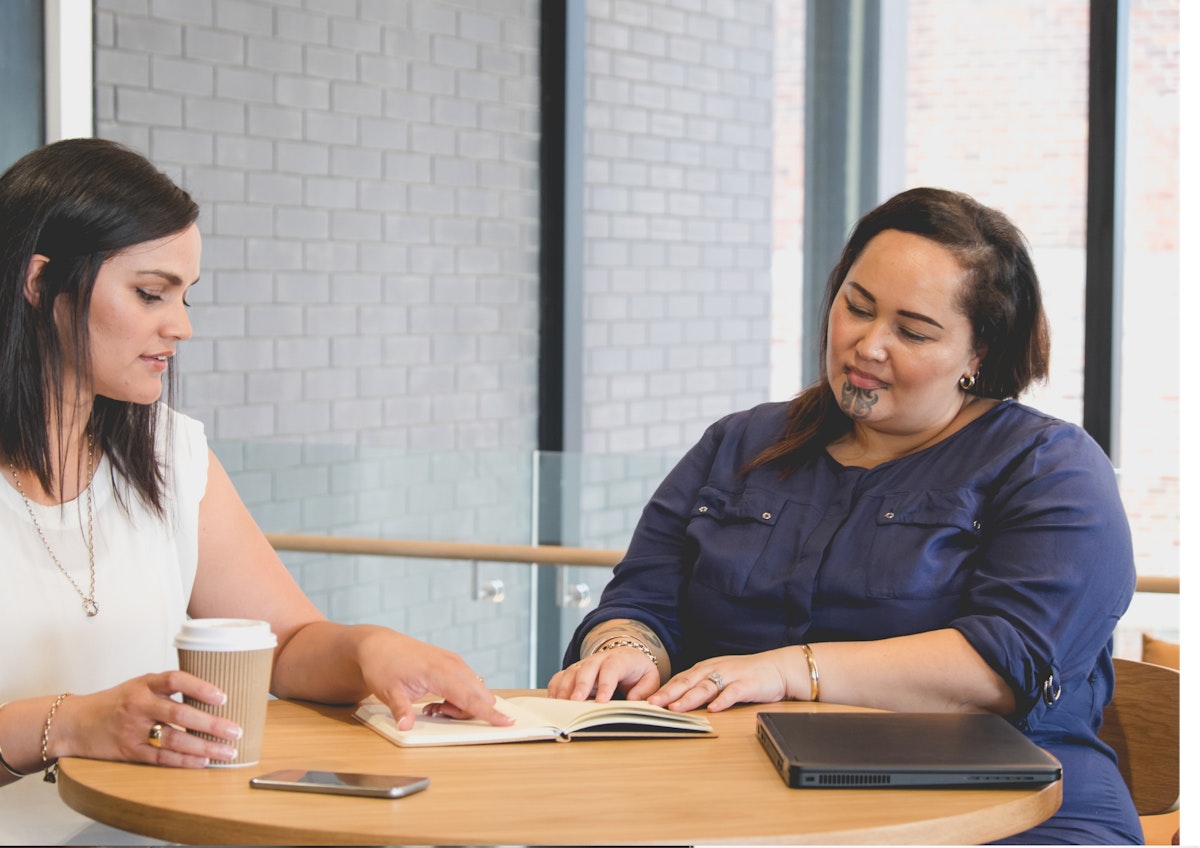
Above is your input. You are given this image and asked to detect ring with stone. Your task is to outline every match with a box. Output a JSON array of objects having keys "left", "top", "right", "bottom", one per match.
[
  {"left": 148, "top": 723, "right": 165, "bottom": 748},
  {"left": 707, "top": 671, "right": 725, "bottom": 693}
]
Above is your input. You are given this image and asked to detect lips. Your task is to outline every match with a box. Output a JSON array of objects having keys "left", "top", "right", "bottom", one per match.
[
  {"left": 141, "top": 353, "right": 173, "bottom": 371},
  {"left": 845, "top": 367, "right": 886, "bottom": 390}
]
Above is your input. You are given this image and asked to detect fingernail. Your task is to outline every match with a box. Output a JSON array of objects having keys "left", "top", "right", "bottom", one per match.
[
  {"left": 217, "top": 746, "right": 238, "bottom": 760},
  {"left": 217, "top": 692, "right": 228, "bottom": 706},
  {"left": 228, "top": 725, "right": 243, "bottom": 740}
]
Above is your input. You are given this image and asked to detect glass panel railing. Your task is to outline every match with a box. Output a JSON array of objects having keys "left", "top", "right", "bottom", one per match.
[
  {"left": 213, "top": 443, "right": 1176, "bottom": 685},
  {"left": 211, "top": 443, "right": 680, "bottom": 687}
]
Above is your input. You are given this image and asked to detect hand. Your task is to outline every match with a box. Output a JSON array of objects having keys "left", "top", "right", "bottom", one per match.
[
  {"left": 647, "top": 649, "right": 792, "bottom": 713},
  {"left": 58, "top": 672, "right": 241, "bottom": 768},
  {"left": 546, "top": 647, "right": 660, "bottom": 702},
  {"left": 355, "top": 629, "right": 513, "bottom": 730}
]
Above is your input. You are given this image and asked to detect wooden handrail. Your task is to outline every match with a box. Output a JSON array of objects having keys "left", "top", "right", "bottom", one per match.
[
  {"left": 265, "top": 532, "right": 622, "bottom": 567},
  {"left": 264, "top": 532, "right": 1179, "bottom": 594}
]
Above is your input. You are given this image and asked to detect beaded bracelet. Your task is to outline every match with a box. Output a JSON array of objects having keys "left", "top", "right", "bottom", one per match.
[
  {"left": 799, "top": 643, "right": 820, "bottom": 702},
  {"left": 591, "top": 636, "right": 658, "bottom": 666},
  {"left": 41, "top": 693, "right": 71, "bottom": 784},
  {"left": 0, "top": 702, "right": 33, "bottom": 778}
]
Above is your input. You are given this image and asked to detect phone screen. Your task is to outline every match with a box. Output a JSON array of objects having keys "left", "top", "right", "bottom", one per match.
[{"left": 250, "top": 769, "right": 430, "bottom": 798}]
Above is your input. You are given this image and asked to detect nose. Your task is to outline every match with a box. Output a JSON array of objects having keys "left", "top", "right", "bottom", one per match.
[
  {"left": 855, "top": 321, "right": 889, "bottom": 362},
  {"left": 165, "top": 298, "right": 192, "bottom": 341}
]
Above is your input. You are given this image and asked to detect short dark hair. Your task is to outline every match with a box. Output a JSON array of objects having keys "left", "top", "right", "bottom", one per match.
[
  {"left": 749, "top": 187, "right": 1050, "bottom": 473},
  {"left": 0, "top": 138, "right": 199, "bottom": 512}
]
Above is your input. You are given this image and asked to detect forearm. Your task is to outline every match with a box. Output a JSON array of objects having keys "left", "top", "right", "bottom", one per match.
[
  {"left": 582, "top": 618, "right": 672, "bottom": 682},
  {"left": 782, "top": 629, "right": 1016, "bottom": 715},
  {"left": 269, "top": 621, "right": 380, "bottom": 703},
  {"left": 0, "top": 695, "right": 76, "bottom": 786}
]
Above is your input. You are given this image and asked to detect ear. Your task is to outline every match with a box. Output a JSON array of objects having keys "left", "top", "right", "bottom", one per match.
[
  {"left": 969, "top": 341, "right": 989, "bottom": 376},
  {"left": 23, "top": 254, "right": 51, "bottom": 307}
]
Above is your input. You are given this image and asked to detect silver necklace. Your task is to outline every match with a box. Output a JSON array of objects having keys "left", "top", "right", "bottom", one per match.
[{"left": 9, "top": 435, "right": 99, "bottom": 617}]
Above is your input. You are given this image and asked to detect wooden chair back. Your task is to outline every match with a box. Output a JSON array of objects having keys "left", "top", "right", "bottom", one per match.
[{"left": 1098, "top": 657, "right": 1180, "bottom": 816}]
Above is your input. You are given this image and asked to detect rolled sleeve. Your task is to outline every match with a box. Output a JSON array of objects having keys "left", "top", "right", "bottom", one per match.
[{"left": 950, "top": 425, "right": 1135, "bottom": 729}]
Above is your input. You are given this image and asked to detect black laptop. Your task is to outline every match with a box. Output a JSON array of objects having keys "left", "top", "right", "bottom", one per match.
[{"left": 756, "top": 711, "right": 1062, "bottom": 788}]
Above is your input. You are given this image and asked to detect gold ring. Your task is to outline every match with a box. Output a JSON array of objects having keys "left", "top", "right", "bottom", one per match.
[{"left": 148, "top": 723, "right": 165, "bottom": 748}]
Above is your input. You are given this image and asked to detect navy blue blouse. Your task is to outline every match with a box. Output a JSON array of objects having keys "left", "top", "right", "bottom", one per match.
[{"left": 565, "top": 400, "right": 1140, "bottom": 844}]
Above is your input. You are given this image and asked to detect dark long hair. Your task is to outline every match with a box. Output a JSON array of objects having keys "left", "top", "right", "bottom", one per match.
[
  {"left": 748, "top": 187, "right": 1050, "bottom": 474},
  {"left": 0, "top": 138, "right": 199, "bottom": 513}
]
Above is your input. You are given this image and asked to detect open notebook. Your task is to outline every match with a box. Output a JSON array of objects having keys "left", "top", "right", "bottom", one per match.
[
  {"left": 356, "top": 695, "right": 715, "bottom": 747},
  {"left": 757, "top": 711, "right": 1062, "bottom": 788}
]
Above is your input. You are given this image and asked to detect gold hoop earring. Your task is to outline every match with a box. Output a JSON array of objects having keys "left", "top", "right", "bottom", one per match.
[{"left": 958, "top": 373, "right": 977, "bottom": 391}]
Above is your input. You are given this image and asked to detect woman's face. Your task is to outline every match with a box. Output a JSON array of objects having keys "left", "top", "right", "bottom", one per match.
[
  {"left": 77, "top": 224, "right": 200, "bottom": 405},
  {"left": 825, "top": 229, "right": 983, "bottom": 436}
]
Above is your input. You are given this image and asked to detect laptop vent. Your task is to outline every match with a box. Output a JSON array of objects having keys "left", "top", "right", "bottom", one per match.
[{"left": 817, "top": 773, "right": 892, "bottom": 786}]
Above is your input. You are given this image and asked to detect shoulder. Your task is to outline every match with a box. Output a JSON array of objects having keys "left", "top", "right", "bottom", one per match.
[
  {"left": 155, "top": 405, "right": 208, "bottom": 449},
  {"left": 983, "top": 401, "right": 1109, "bottom": 460},
  {"left": 967, "top": 402, "right": 1120, "bottom": 494},
  {"left": 155, "top": 405, "right": 211, "bottom": 492},
  {"left": 656, "top": 402, "right": 791, "bottom": 490}
]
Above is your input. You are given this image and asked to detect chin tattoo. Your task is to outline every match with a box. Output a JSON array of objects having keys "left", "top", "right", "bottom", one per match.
[{"left": 839, "top": 382, "right": 879, "bottom": 419}]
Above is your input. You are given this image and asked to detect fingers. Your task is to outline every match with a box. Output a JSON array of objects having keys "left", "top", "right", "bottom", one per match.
[
  {"left": 383, "top": 691, "right": 418, "bottom": 730},
  {"left": 547, "top": 664, "right": 592, "bottom": 701},
  {"left": 384, "top": 670, "right": 512, "bottom": 730},
  {"left": 648, "top": 668, "right": 736, "bottom": 712},
  {"left": 152, "top": 669, "right": 227, "bottom": 708},
  {"left": 624, "top": 666, "right": 664, "bottom": 701},
  {"left": 141, "top": 722, "right": 235, "bottom": 768},
  {"left": 546, "top": 650, "right": 658, "bottom": 702},
  {"left": 138, "top": 673, "right": 243, "bottom": 765},
  {"left": 426, "top": 672, "right": 512, "bottom": 727}
]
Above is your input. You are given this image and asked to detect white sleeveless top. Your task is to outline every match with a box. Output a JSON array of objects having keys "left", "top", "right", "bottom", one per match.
[{"left": 0, "top": 407, "right": 208, "bottom": 844}]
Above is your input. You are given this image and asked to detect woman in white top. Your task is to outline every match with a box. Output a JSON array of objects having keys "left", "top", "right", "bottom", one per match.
[{"left": 0, "top": 138, "right": 512, "bottom": 843}]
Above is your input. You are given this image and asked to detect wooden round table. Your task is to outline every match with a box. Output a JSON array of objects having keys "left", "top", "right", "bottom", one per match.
[{"left": 58, "top": 694, "right": 1061, "bottom": 845}]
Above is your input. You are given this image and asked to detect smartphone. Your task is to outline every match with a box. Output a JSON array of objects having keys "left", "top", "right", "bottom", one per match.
[{"left": 249, "top": 769, "right": 430, "bottom": 798}]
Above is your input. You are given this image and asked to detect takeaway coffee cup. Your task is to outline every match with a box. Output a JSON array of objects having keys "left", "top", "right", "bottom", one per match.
[{"left": 174, "top": 618, "right": 277, "bottom": 767}]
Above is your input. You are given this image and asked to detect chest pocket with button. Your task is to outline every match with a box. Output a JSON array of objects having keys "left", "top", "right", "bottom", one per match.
[
  {"left": 864, "top": 489, "right": 984, "bottom": 600},
  {"left": 686, "top": 485, "right": 786, "bottom": 597}
]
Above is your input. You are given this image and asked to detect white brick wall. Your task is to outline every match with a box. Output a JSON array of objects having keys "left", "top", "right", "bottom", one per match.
[
  {"left": 576, "top": 0, "right": 775, "bottom": 551},
  {"left": 97, "top": 0, "right": 542, "bottom": 454},
  {"left": 93, "top": 0, "right": 779, "bottom": 681},
  {"left": 580, "top": 0, "right": 773, "bottom": 457}
]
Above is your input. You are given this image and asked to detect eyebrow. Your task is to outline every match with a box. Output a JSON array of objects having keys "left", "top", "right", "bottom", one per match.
[
  {"left": 847, "top": 281, "right": 944, "bottom": 329},
  {"left": 137, "top": 270, "right": 198, "bottom": 287}
]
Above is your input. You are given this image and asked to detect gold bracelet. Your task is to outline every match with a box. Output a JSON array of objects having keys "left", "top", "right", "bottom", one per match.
[
  {"left": 0, "top": 702, "right": 33, "bottom": 778},
  {"left": 591, "top": 636, "right": 658, "bottom": 666},
  {"left": 41, "top": 693, "right": 71, "bottom": 784},
  {"left": 799, "top": 643, "right": 820, "bottom": 702}
]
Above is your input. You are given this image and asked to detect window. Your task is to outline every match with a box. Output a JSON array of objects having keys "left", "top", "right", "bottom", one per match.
[{"left": 0, "top": 0, "right": 44, "bottom": 171}]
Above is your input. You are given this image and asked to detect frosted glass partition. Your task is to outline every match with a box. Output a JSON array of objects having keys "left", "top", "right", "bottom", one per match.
[{"left": 210, "top": 443, "right": 678, "bottom": 688}]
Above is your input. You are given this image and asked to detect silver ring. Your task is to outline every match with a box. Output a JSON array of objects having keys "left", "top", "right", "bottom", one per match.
[
  {"left": 707, "top": 671, "right": 725, "bottom": 693},
  {"left": 148, "top": 723, "right": 165, "bottom": 748}
]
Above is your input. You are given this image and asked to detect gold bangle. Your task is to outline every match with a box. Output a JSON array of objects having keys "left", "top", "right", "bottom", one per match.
[
  {"left": 799, "top": 643, "right": 820, "bottom": 702},
  {"left": 40, "top": 693, "right": 71, "bottom": 784},
  {"left": 591, "top": 636, "right": 658, "bottom": 666}
]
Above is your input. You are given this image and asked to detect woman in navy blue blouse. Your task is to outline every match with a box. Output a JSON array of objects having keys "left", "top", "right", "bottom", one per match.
[{"left": 549, "top": 188, "right": 1139, "bottom": 844}]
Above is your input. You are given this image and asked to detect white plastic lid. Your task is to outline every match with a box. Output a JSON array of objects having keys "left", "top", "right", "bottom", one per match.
[{"left": 174, "top": 618, "right": 277, "bottom": 651}]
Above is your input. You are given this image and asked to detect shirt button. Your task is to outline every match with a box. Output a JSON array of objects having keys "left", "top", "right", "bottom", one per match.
[
  {"left": 762, "top": 512, "right": 772, "bottom": 520},
  {"left": 973, "top": 520, "right": 982, "bottom": 531},
  {"left": 698, "top": 506, "right": 708, "bottom": 513},
  {"left": 884, "top": 511, "right": 895, "bottom": 519}
]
